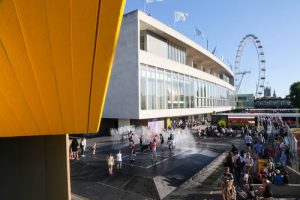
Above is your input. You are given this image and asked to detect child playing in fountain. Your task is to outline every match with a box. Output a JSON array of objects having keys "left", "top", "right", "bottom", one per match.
[
  {"left": 159, "top": 133, "right": 164, "bottom": 151},
  {"left": 139, "top": 135, "right": 143, "bottom": 151},
  {"left": 168, "top": 133, "right": 175, "bottom": 150},
  {"left": 150, "top": 137, "right": 157, "bottom": 161},
  {"left": 92, "top": 143, "right": 96, "bottom": 155},
  {"left": 130, "top": 143, "right": 136, "bottom": 166}
]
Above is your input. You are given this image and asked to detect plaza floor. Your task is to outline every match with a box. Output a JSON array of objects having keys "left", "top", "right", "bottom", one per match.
[{"left": 71, "top": 135, "right": 244, "bottom": 200}]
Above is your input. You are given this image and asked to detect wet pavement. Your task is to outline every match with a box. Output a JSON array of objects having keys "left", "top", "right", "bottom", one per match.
[{"left": 71, "top": 135, "right": 244, "bottom": 200}]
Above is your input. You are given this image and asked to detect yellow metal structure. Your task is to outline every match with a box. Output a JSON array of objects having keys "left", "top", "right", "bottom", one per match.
[{"left": 0, "top": 0, "right": 125, "bottom": 137}]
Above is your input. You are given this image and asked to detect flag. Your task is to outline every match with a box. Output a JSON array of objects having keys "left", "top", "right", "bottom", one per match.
[
  {"left": 174, "top": 11, "right": 188, "bottom": 22},
  {"left": 194, "top": 27, "right": 205, "bottom": 39},
  {"left": 212, "top": 46, "right": 217, "bottom": 55},
  {"left": 146, "top": 0, "right": 164, "bottom": 4}
]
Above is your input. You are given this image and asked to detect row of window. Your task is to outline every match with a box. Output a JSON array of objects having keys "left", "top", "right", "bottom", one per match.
[
  {"left": 140, "top": 64, "right": 235, "bottom": 110},
  {"left": 167, "top": 41, "right": 186, "bottom": 64}
]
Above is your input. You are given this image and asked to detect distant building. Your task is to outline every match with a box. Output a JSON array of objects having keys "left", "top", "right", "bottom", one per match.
[
  {"left": 237, "top": 94, "right": 255, "bottom": 108},
  {"left": 254, "top": 98, "right": 293, "bottom": 108},
  {"left": 273, "top": 90, "right": 277, "bottom": 98},
  {"left": 264, "top": 87, "right": 271, "bottom": 97}
]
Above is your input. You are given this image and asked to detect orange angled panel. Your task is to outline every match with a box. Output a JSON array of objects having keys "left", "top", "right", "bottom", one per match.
[
  {"left": 71, "top": 0, "right": 100, "bottom": 133},
  {"left": 88, "top": 0, "right": 126, "bottom": 132},
  {"left": 0, "top": 0, "right": 126, "bottom": 137}
]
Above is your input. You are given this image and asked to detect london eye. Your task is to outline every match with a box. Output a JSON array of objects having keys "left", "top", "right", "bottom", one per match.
[{"left": 234, "top": 34, "right": 266, "bottom": 98}]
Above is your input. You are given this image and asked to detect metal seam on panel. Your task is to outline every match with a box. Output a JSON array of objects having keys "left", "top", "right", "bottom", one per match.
[
  {"left": 0, "top": 38, "right": 40, "bottom": 133},
  {"left": 70, "top": 0, "right": 76, "bottom": 134},
  {"left": 43, "top": 0, "right": 65, "bottom": 133},
  {"left": 11, "top": 0, "right": 52, "bottom": 133},
  {"left": 86, "top": 0, "right": 102, "bottom": 134},
  {"left": 7, "top": 1, "right": 45, "bottom": 134},
  {"left": 0, "top": 39, "right": 26, "bottom": 134}
]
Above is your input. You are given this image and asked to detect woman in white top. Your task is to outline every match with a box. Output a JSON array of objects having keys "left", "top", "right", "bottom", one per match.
[
  {"left": 116, "top": 150, "right": 122, "bottom": 170},
  {"left": 80, "top": 137, "right": 87, "bottom": 157}
]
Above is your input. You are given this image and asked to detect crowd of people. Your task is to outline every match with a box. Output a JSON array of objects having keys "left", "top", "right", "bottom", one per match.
[
  {"left": 103, "top": 131, "right": 177, "bottom": 175},
  {"left": 222, "top": 117, "right": 290, "bottom": 200},
  {"left": 202, "top": 126, "right": 236, "bottom": 138},
  {"left": 170, "top": 119, "right": 208, "bottom": 129},
  {"left": 69, "top": 116, "right": 294, "bottom": 199}
]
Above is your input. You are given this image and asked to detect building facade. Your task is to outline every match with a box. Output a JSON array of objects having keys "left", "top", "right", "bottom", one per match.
[
  {"left": 254, "top": 98, "right": 293, "bottom": 108},
  {"left": 264, "top": 86, "right": 271, "bottom": 97},
  {"left": 102, "top": 10, "right": 235, "bottom": 131}
]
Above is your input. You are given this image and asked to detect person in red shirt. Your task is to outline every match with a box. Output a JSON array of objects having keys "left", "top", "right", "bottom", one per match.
[{"left": 151, "top": 136, "right": 157, "bottom": 161}]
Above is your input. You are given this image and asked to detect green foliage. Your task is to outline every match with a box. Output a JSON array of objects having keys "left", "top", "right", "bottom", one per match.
[{"left": 290, "top": 82, "right": 300, "bottom": 108}]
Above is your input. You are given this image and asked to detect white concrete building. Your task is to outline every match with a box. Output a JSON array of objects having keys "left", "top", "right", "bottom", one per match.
[{"left": 102, "top": 10, "right": 235, "bottom": 131}]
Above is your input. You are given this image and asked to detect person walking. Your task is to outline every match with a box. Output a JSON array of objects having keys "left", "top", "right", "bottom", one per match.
[
  {"left": 258, "top": 133, "right": 265, "bottom": 145},
  {"left": 130, "top": 143, "right": 136, "bottom": 166},
  {"left": 280, "top": 149, "right": 287, "bottom": 168},
  {"left": 265, "top": 161, "right": 274, "bottom": 183},
  {"left": 107, "top": 153, "right": 115, "bottom": 175},
  {"left": 71, "top": 138, "right": 79, "bottom": 160},
  {"left": 221, "top": 167, "right": 236, "bottom": 200},
  {"left": 151, "top": 137, "right": 157, "bottom": 161},
  {"left": 245, "top": 152, "right": 254, "bottom": 174},
  {"left": 222, "top": 179, "right": 236, "bottom": 200},
  {"left": 225, "top": 152, "right": 235, "bottom": 175},
  {"left": 139, "top": 135, "right": 143, "bottom": 152},
  {"left": 245, "top": 134, "right": 253, "bottom": 151},
  {"left": 69, "top": 138, "right": 73, "bottom": 160},
  {"left": 80, "top": 137, "right": 87, "bottom": 157},
  {"left": 159, "top": 133, "right": 164, "bottom": 151},
  {"left": 92, "top": 143, "right": 97, "bottom": 155},
  {"left": 222, "top": 167, "right": 234, "bottom": 186},
  {"left": 116, "top": 150, "right": 122, "bottom": 170},
  {"left": 234, "top": 151, "right": 243, "bottom": 186},
  {"left": 254, "top": 142, "right": 264, "bottom": 158}
]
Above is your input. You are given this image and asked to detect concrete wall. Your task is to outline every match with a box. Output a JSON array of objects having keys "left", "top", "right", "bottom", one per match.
[
  {"left": 252, "top": 184, "right": 300, "bottom": 198},
  {"left": 0, "top": 135, "right": 70, "bottom": 200},
  {"left": 146, "top": 32, "right": 168, "bottom": 59},
  {"left": 103, "top": 11, "right": 139, "bottom": 119},
  {"left": 286, "top": 166, "right": 300, "bottom": 184}
]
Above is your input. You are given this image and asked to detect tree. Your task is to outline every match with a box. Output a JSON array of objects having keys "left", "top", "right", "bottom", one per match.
[{"left": 289, "top": 82, "right": 300, "bottom": 108}]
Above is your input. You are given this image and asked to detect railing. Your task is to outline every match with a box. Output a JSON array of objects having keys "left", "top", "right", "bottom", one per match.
[{"left": 286, "top": 125, "right": 300, "bottom": 172}]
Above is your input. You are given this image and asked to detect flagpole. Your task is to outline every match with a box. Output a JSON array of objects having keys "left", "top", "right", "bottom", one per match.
[{"left": 206, "top": 38, "right": 208, "bottom": 50}]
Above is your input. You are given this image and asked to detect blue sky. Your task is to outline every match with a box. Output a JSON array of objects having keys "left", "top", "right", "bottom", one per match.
[{"left": 125, "top": 0, "right": 300, "bottom": 98}]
